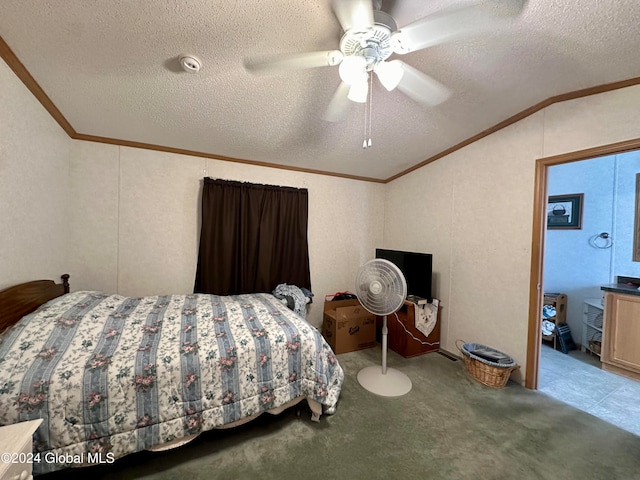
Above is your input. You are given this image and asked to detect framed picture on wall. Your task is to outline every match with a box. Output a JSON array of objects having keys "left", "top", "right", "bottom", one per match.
[{"left": 547, "top": 193, "right": 583, "bottom": 229}]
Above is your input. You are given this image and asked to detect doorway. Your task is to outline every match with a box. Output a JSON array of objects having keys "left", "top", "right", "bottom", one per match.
[
  {"left": 526, "top": 137, "right": 640, "bottom": 390},
  {"left": 526, "top": 139, "right": 640, "bottom": 436}
]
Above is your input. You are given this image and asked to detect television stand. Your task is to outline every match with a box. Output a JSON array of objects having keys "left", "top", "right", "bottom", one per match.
[{"left": 377, "top": 301, "right": 440, "bottom": 358}]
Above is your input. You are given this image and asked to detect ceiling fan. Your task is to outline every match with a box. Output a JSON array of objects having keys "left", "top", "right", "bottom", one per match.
[{"left": 245, "top": 0, "right": 528, "bottom": 122}]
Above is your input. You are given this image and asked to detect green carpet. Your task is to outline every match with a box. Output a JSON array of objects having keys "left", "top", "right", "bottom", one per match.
[{"left": 43, "top": 348, "right": 640, "bottom": 480}]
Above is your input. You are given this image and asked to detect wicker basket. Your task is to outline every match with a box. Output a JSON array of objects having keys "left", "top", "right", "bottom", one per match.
[
  {"left": 588, "top": 340, "right": 602, "bottom": 355},
  {"left": 456, "top": 340, "right": 519, "bottom": 388}
]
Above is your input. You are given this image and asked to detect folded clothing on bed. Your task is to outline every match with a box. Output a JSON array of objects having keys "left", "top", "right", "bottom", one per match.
[{"left": 271, "top": 283, "right": 313, "bottom": 318}]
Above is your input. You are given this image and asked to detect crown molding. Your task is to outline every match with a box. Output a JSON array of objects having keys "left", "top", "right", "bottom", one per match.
[
  {"left": 386, "top": 76, "right": 640, "bottom": 183},
  {"left": 0, "top": 35, "right": 76, "bottom": 137},
  {"left": 73, "top": 132, "right": 386, "bottom": 183},
  {"left": 2, "top": 33, "right": 640, "bottom": 184}
]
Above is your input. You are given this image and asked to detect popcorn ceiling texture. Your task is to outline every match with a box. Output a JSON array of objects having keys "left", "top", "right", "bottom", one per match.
[
  {"left": 1, "top": 0, "right": 640, "bottom": 179},
  {"left": 4, "top": 1, "right": 640, "bottom": 387},
  {"left": 384, "top": 84, "right": 640, "bottom": 381},
  {"left": 4, "top": 47, "right": 640, "bottom": 384}
]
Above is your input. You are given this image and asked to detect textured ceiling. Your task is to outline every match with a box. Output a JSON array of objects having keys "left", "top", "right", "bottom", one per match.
[{"left": 1, "top": 0, "right": 640, "bottom": 180}]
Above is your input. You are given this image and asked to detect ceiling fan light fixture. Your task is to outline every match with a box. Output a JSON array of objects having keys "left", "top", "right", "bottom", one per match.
[
  {"left": 339, "top": 55, "right": 367, "bottom": 85},
  {"left": 375, "top": 60, "right": 404, "bottom": 91},
  {"left": 347, "top": 79, "right": 369, "bottom": 103}
]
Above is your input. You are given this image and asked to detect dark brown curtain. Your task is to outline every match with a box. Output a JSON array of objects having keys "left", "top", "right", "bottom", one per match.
[{"left": 194, "top": 178, "right": 311, "bottom": 296}]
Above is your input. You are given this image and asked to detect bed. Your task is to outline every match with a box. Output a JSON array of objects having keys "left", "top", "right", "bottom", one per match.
[{"left": 0, "top": 275, "right": 344, "bottom": 474}]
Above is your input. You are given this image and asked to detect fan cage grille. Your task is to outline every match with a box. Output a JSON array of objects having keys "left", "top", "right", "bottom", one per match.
[{"left": 355, "top": 259, "right": 407, "bottom": 316}]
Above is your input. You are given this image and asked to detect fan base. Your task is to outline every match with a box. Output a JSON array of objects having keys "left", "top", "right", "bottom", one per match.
[{"left": 357, "top": 366, "right": 412, "bottom": 397}]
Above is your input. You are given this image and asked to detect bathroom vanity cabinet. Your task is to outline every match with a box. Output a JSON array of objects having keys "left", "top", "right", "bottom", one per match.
[{"left": 601, "top": 291, "right": 640, "bottom": 381}]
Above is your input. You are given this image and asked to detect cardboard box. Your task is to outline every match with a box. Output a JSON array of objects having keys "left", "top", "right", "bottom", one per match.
[{"left": 322, "top": 298, "right": 376, "bottom": 354}]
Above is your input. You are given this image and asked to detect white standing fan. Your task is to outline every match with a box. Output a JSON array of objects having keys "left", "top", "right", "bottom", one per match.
[{"left": 355, "top": 258, "right": 411, "bottom": 397}]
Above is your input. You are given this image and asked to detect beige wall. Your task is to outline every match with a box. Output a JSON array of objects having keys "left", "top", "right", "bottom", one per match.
[
  {"left": 385, "top": 84, "right": 640, "bottom": 382},
  {"left": 67, "top": 141, "right": 385, "bottom": 328},
  {"left": 1, "top": 52, "right": 384, "bottom": 329},
  {"left": 0, "top": 59, "right": 70, "bottom": 289},
  {"left": 6, "top": 48, "right": 640, "bottom": 384}
]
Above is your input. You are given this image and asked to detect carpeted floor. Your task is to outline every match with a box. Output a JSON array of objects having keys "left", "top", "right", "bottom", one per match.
[{"left": 42, "top": 347, "right": 640, "bottom": 480}]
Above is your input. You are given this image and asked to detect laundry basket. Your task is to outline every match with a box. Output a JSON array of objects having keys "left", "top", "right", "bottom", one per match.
[{"left": 456, "top": 340, "right": 519, "bottom": 388}]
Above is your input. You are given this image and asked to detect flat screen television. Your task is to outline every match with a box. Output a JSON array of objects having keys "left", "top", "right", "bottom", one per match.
[{"left": 375, "top": 248, "right": 433, "bottom": 302}]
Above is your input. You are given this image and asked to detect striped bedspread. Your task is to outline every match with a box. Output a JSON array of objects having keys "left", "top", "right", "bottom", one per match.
[{"left": 0, "top": 291, "right": 344, "bottom": 474}]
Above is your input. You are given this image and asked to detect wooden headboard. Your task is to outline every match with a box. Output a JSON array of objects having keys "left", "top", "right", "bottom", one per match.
[{"left": 0, "top": 274, "right": 69, "bottom": 333}]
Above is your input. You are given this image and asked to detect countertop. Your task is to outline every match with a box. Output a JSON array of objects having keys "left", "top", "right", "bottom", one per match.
[{"left": 601, "top": 283, "right": 640, "bottom": 296}]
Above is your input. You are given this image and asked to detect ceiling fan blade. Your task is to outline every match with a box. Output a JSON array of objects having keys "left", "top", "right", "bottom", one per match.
[
  {"left": 391, "top": 0, "right": 528, "bottom": 54},
  {"left": 394, "top": 61, "right": 451, "bottom": 106},
  {"left": 244, "top": 50, "right": 343, "bottom": 73},
  {"left": 324, "top": 82, "right": 352, "bottom": 122},
  {"left": 332, "top": 0, "right": 374, "bottom": 34}
]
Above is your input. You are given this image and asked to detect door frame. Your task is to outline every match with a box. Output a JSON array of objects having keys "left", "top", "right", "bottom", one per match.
[{"left": 525, "top": 137, "right": 640, "bottom": 389}]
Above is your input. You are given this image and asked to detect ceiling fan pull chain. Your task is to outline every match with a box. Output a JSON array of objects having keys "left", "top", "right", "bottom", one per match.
[
  {"left": 367, "top": 72, "right": 373, "bottom": 148},
  {"left": 363, "top": 73, "right": 369, "bottom": 149}
]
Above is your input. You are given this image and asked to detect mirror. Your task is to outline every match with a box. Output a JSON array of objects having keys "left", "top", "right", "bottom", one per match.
[{"left": 635, "top": 173, "right": 640, "bottom": 261}]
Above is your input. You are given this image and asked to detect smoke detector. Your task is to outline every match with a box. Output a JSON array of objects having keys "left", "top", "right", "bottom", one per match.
[{"left": 179, "top": 55, "right": 201, "bottom": 73}]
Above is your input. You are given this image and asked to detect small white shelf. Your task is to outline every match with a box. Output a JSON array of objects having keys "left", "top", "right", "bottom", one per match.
[
  {"left": 582, "top": 298, "right": 604, "bottom": 356},
  {"left": 584, "top": 297, "right": 604, "bottom": 310}
]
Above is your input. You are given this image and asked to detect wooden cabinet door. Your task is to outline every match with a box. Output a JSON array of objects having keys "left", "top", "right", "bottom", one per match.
[{"left": 605, "top": 293, "right": 640, "bottom": 373}]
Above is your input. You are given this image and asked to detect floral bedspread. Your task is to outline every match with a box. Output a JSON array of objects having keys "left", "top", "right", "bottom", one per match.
[{"left": 0, "top": 291, "right": 344, "bottom": 474}]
